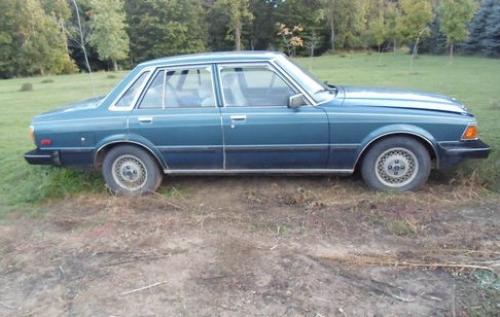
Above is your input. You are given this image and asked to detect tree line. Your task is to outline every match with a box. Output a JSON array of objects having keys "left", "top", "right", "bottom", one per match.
[{"left": 0, "top": 0, "right": 498, "bottom": 78}]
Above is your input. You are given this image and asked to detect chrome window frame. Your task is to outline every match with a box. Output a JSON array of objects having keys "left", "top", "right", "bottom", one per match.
[
  {"left": 134, "top": 64, "right": 218, "bottom": 110},
  {"left": 216, "top": 61, "right": 316, "bottom": 108},
  {"left": 108, "top": 66, "right": 156, "bottom": 112},
  {"left": 108, "top": 58, "right": 320, "bottom": 112}
]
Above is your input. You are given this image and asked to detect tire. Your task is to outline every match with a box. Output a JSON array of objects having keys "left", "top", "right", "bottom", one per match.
[
  {"left": 361, "top": 136, "right": 431, "bottom": 192},
  {"left": 102, "top": 145, "right": 163, "bottom": 195}
]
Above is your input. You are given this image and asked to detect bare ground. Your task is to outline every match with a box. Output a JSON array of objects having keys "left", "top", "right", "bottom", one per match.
[{"left": 1, "top": 176, "right": 500, "bottom": 317}]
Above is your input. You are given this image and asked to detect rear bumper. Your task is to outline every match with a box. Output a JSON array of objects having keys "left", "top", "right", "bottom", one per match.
[
  {"left": 438, "top": 139, "right": 491, "bottom": 169},
  {"left": 24, "top": 149, "right": 61, "bottom": 166}
]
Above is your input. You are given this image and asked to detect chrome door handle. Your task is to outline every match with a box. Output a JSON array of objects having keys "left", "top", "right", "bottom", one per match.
[
  {"left": 138, "top": 116, "right": 153, "bottom": 123},
  {"left": 230, "top": 115, "right": 247, "bottom": 121}
]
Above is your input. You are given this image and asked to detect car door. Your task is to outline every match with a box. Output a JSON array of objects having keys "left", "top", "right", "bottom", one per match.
[
  {"left": 128, "top": 64, "right": 223, "bottom": 170},
  {"left": 217, "top": 63, "right": 329, "bottom": 170}
]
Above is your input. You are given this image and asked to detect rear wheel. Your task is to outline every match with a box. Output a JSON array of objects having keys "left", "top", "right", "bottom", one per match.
[
  {"left": 361, "top": 136, "right": 431, "bottom": 192},
  {"left": 102, "top": 145, "right": 163, "bottom": 195}
]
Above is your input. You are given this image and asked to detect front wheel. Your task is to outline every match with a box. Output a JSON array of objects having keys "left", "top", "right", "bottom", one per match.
[
  {"left": 361, "top": 136, "right": 431, "bottom": 192},
  {"left": 102, "top": 145, "right": 163, "bottom": 195}
]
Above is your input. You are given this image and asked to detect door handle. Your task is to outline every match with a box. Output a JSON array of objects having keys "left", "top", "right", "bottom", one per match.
[
  {"left": 138, "top": 116, "right": 153, "bottom": 123},
  {"left": 230, "top": 115, "right": 247, "bottom": 121}
]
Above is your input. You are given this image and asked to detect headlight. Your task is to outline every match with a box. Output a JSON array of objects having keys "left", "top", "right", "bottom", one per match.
[{"left": 29, "top": 125, "right": 35, "bottom": 144}]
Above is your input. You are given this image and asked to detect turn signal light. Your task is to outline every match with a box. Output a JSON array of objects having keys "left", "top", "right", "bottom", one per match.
[{"left": 462, "top": 124, "right": 478, "bottom": 140}]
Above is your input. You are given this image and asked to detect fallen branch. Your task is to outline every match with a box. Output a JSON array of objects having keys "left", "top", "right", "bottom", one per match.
[
  {"left": 318, "top": 255, "right": 496, "bottom": 273},
  {"left": 120, "top": 281, "right": 168, "bottom": 296}
]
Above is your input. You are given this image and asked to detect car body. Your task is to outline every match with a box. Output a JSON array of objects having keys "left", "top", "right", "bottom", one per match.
[{"left": 25, "top": 51, "right": 491, "bottom": 193}]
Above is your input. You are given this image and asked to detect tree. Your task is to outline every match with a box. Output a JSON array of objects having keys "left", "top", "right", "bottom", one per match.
[
  {"left": 211, "top": 0, "right": 253, "bottom": 51},
  {"left": 88, "top": 0, "right": 129, "bottom": 71},
  {"left": 365, "top": 0, "right": 388, "bottom": 52},
  {"left": 320, "top": 0, "right": 336, "bottom": 51},
  {"left": 398, "top": 0, "right": 433, "bottom": 58},
  {"left": 125, "top": 0, "right": 206, "bottom": 63},
  {"left": 481, "top": 0, "right": 500, "bottom": 57},
  {"left": 439, "top": 0, "right": 476, "bottom": 57}
]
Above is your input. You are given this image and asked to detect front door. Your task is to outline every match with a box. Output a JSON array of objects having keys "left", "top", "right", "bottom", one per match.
[
  {"left": 128, "top": 65, "right": 223, "bottom": 170},
  {"left": 217, "top": 63, "right": 329, "bottom": 170}
]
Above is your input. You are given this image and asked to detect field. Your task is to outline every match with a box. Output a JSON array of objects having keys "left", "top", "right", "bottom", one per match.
[{"left": 1, "top": 53, "right": 500, "bottom": 316}]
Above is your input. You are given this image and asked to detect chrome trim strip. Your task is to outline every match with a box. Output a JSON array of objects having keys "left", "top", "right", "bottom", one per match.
[
  {"left": 40, "top": 146, "right": 94, "bottom": 151},
  {"left": 330, "top": 144, "right": 360, "bottom": 150},
  {"left": 163, "top": 168, "right": 353, "bottom": 175},
  {"left": 25, "top": 154, "right": 52, "bottom": 158},
  {"left": 155, "top": 144, "right": 330, "bottom": 153}
]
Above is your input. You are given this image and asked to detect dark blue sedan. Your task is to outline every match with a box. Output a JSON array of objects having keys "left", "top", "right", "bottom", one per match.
[{"left": 25, "top": 52, "right": 490, "bottom": 194}]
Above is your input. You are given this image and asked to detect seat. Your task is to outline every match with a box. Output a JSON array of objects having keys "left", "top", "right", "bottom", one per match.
[{"left": 222, "top": 72, "right": 248, "bottom": 107}]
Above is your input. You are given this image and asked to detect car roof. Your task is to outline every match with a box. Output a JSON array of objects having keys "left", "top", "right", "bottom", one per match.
[{"left": 138, "top": 51, "right": 285, "bottom": 68}]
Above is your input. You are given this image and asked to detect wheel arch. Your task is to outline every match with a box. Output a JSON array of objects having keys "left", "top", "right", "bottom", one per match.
[
  {"left": 353, "top": 130, "right": 439, "bottom": 172},
  {"left": 94, "top": 139, "right": 166, "bottom": 170}
]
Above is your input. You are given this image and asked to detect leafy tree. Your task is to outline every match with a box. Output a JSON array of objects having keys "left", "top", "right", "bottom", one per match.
[
  {"left": 211, "top": 0, "right": 253, "bottom": 51},
  {"left": 125, "top": 0, "right": 207, "bottom": 63},
  {"left": 364, "top": 0, "right": 388, "bottom": 52},
  {"left": 439, "top": 0, "right": 476, "bottom": 57},
  {"left": 397, "top": 0, "right": 433, "bottom": 58},
  {"left": 88, "top": 0, "right": 129, "bottom": 71}
]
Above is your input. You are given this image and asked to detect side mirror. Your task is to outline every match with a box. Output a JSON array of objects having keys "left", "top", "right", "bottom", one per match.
[{"left": 288, "top": 93, "right": 306, "bottom": 109}]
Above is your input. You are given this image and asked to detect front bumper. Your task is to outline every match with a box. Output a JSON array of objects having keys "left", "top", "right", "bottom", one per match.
[
  {"left": 24, "top": 149, "right": 61, "bottom": 166},
  {"left": 438, "top": 139, "right": 491, "bottom": 169}
]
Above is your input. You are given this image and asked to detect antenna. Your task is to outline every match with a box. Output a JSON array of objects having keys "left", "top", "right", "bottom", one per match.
[{"left": 70, "top": 0, "right": 96, "bottom": 96}]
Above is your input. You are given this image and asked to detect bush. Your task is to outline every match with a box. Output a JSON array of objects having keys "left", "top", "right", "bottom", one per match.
[
  {"left": 107, "top": 74, "right": 117, "bottom": 79},
  {"left": 20, "top": 83, "right": 33, "bottom": 92},
  {"left": 41, "top": 78, "right": 54, "bottom": 84}
]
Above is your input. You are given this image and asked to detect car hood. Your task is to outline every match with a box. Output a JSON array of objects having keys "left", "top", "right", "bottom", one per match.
[
  {"left": 34, "top": 96, "right": 105, "bottom": 120},
  {"left": 339, "top": 86, "right": 467, "bottom": 114}
]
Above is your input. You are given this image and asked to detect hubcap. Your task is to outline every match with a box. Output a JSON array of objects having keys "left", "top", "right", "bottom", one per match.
[
  {"left": 375, "top": 147, "right": 419, "bottom": 188},
  {"left": 111, "top": 154, "right": 148, "bottom": 191}
]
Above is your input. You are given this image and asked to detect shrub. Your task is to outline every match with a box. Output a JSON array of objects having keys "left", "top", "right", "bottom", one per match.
[
  {"left": 41, "top": 78, "right": 54, "bottom": 84},
  {"left": 107, "top": 74, "right": 117, "bottom": 79},
  {"left": 20, "top": 83, "right": 33, "bottom": 92}
]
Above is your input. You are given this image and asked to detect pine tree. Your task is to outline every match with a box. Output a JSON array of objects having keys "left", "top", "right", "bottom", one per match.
[
  {"left": 481, "top": 0, "right": 500, "bottom": 57},
  {"left": 464, "top": 0, "right": 494, "bottom": 54}
]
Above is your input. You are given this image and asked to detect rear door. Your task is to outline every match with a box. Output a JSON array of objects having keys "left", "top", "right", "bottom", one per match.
[
  {"left": 217, "top": 63, "right": 329, "bottom": 170},
  {"left": 128, "top": 64, "right": 223, "bottom": 170}
]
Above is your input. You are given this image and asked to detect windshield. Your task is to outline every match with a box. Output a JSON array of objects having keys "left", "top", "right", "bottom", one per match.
[{"left": 275, "top": 55, "right": 334, "bottom": 103}]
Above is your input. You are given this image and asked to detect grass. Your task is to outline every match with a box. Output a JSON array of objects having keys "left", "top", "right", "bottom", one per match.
[{"left": 0, "top": 53, "right": 499, "bottom": 214}]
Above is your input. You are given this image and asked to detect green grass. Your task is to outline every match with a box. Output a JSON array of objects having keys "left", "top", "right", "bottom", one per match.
[{"left": 0, "top": 53, "right": 499, "bottom": 214}]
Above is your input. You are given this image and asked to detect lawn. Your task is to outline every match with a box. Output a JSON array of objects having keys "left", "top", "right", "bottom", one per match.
[{"left": 0, "top": 53, "right": 499, "bottom": 213}]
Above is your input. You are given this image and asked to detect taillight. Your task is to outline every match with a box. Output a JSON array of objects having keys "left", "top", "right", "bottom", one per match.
[{"left": 40, "top": 138, "right": 52, "bottom": 146}]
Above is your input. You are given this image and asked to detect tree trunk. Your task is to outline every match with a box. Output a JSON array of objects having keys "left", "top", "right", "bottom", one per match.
[
  {"left": 393, "top": 39, "right": 397, "bottom": 54},
  {"left": 412, "top": 37, "right": 420, "bottom": 59},
  {"left": 329, "top": 19, "right": 335, "bottom": 52},
  {"left": 234, "top": 19, "right": 242, "bottom": 51},
  {"left": 449, "top": 43, "right": 454, "bottom": 59},
  {"left": 113, "top": 60, "right": 118, "bottom": 72}
]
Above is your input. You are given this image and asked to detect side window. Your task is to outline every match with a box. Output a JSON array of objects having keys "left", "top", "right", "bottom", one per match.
[
  {"left": 220, "top": 66, "right": 295, "bottom": 107},
  {"left": 115, "top": 71, "right": 150, "bottom": 108},
  {"left": 138, "top": 66, "right": 215, "bottom": 109}
]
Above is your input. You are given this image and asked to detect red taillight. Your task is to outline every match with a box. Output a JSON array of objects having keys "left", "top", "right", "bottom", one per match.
[{"left": 40, "top": 138, "right": 52, "bottom": 146}]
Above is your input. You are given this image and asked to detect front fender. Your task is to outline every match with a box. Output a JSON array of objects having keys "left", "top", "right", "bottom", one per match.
[
  {"left": 355, "top": 124, "right": 439, "bottom": 168},
  {"left": 94, "top": 133, "right": 167, "bottom": 169}
]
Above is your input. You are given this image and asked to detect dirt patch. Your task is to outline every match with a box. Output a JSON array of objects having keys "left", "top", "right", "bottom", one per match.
[{"left": 1, "top": 176, "right": 499, "bottom": 316}]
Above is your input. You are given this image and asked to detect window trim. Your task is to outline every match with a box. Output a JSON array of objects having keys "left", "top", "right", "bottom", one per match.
[
  {"left": 216, "top": 62, "right": 315, "bottom": 108},
  {"left": 134, "top": 64, "right": 217, "bottom": 110},
  {"left": 108, "top": 67, "right": 155, "bottom": 112}
]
